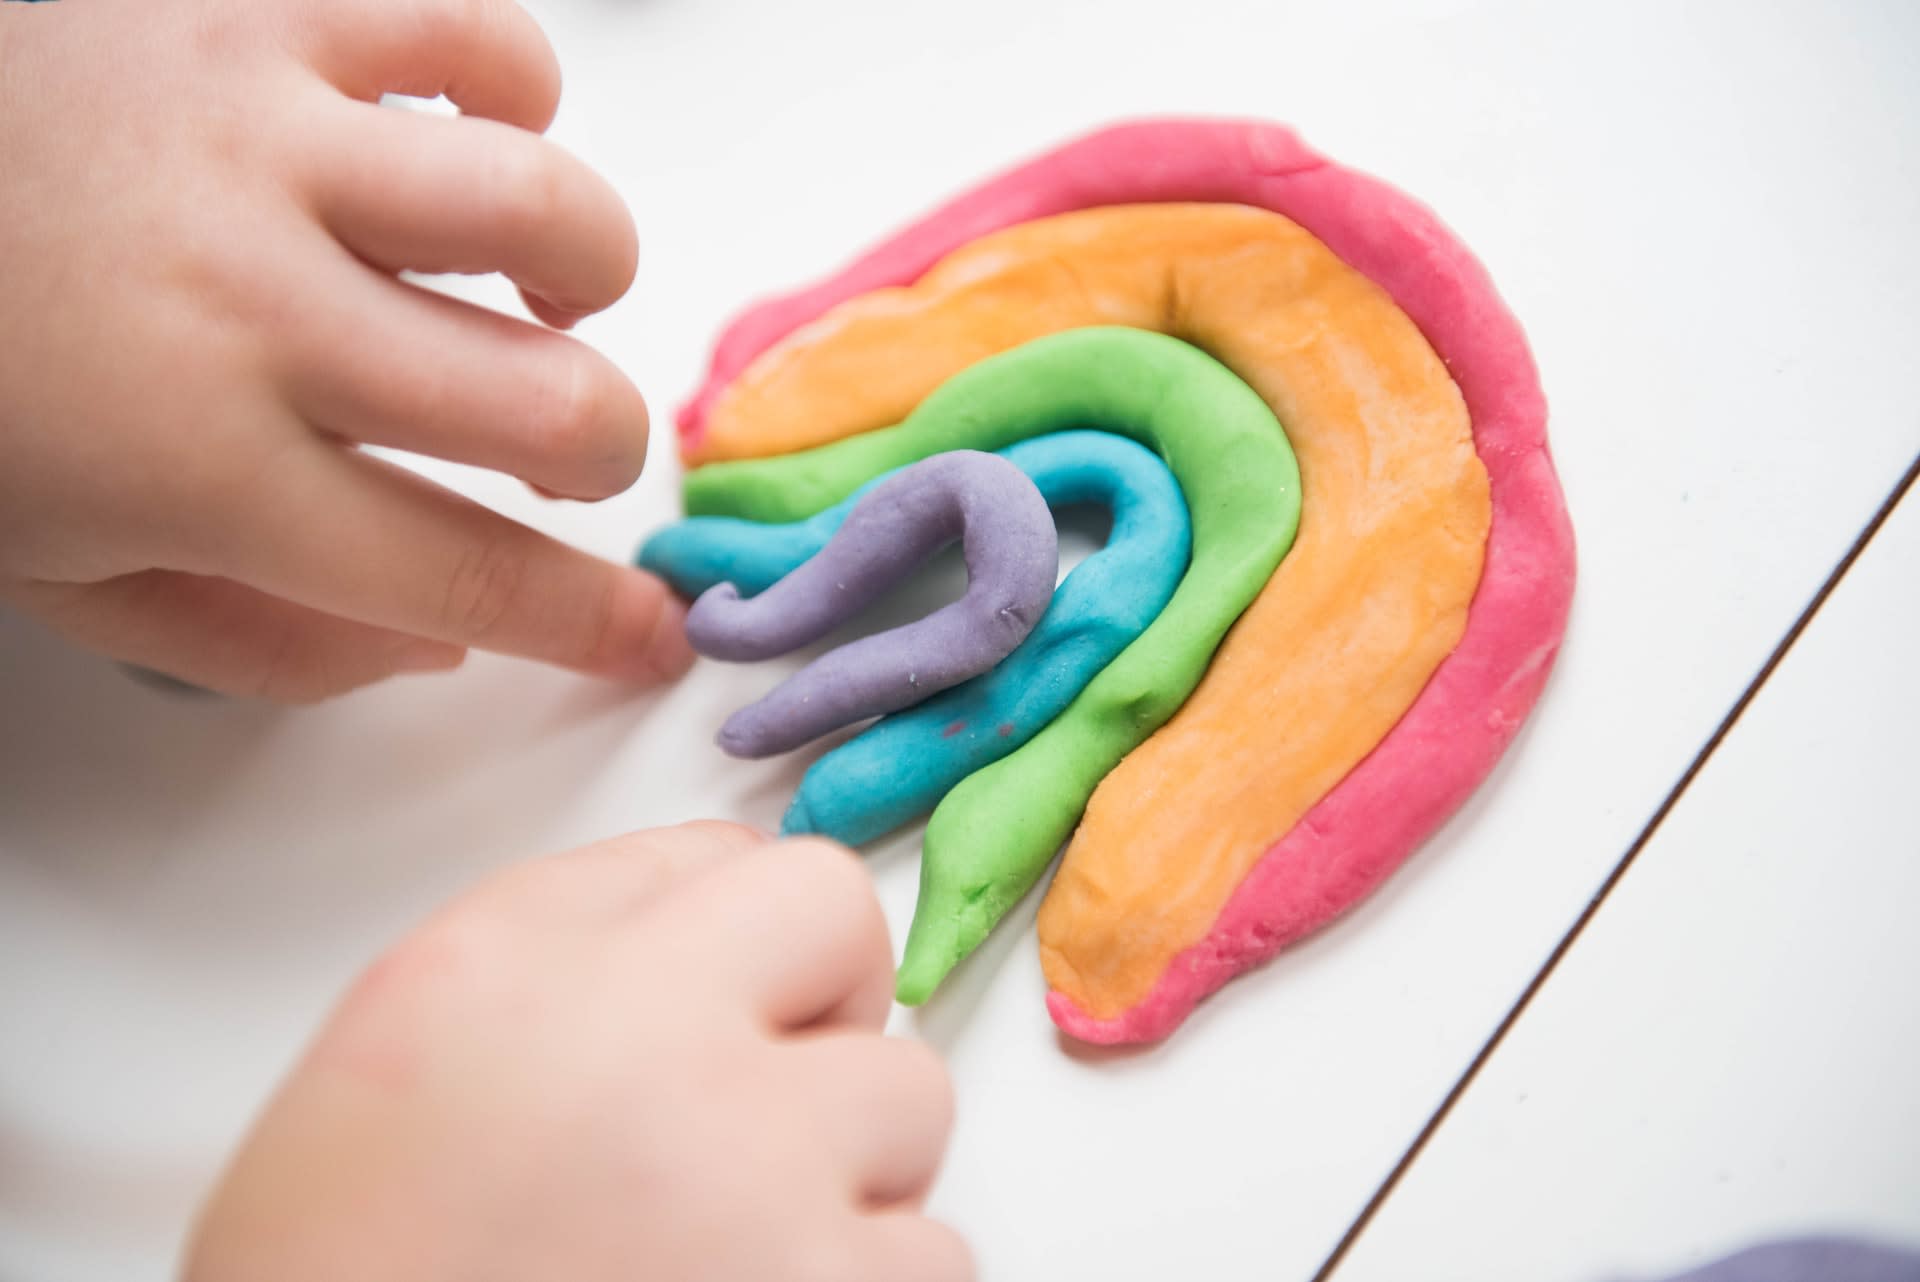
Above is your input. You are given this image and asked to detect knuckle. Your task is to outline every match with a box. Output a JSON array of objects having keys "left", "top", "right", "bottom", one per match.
[
  {"left": 666, "top": 820, "right": 768, "bottom": 851},
  {"left": 461, "top": 847, "right": 599, "bottom": 925},
  {"left": 188, "top": 1, "right": 269, "bottom": 63},
  {"left": 441, "top": 861, "right": 559, "bottom": 955},
  {"left": 735, "top": 839, "right": 890, "bottom": 979},
  {"left": 439, "top": 535, "right": 532, "bottom": 642},
  {"left": 589, "top": 821, "right": 766, "bottom": 905},
  {"left": 781, "top": 838, "right": 881, "bottom": 920},
  {"left": 348, "top": 896, "right": 506, "bottom": 1014}
]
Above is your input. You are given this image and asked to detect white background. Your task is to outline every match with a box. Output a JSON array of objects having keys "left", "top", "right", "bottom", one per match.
[
  {"left": 1336, "top": 443, "right": 1920, "bottom": 1282},
  {"left": 2, "top": 0, "right": 1917, "bottom": 1279}
]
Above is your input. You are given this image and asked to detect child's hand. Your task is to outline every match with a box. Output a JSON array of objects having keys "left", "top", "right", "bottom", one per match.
[
  {"left": 0, "top": 0, "right": 691, "bottom": 700},
  {"left": 185, "top": 823, "right": 973, "bottom": 1282}
]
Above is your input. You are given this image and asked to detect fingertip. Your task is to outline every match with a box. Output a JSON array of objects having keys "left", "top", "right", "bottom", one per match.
[
  {"left": 674, "top": 835, "right": 891, "bottom": 1032},
  {"left": 775, "top": 836, "right": 895, "bottom": 985},
  {"left": 581, "top": 571, "right": 693, "bottom": 684},
  {"left": 520, "top": 286, "right": 588, "bottom": 331},
  {"left": 859, "top": 1214, "right": 976, "bottom": 1282},
  {"left": 300, "top": 0, "right": 564, "bottom": 132},
  {"left": 528, "top": 346, "right": 650, "bottom": 500},
  {"left": 642, "top": 589, "right": 695, "bottom": 681},
  {"left": 519, "top": 23, "right": 565, "bottom": 134}
]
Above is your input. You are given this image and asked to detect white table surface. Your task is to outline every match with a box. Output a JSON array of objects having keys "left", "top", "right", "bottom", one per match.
[
  {"left": 2, "top": 1, "right": 1918, "bottom": 1279},
  {"left": 1332, "top": 447, "right": 1920, "bottom": 1282}
]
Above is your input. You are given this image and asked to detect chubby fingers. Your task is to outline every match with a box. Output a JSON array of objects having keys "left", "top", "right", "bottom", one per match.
[
  {"left": 286, "top": 0, "right": 653, "bottom": 504},
  {"left": 481, "top": 829, "right": 893, "bottom": 1032},
  {"left": 791, "top": 1032, "right": 956, "bottom": 1208},
  {"left": 853, "top": 1214, "right": 976, "bottom": 1282},
  {"left": 311, "top": 101, "right": 638, "bottom": 324},
  {"left": 856, "top": 1214, "right": 976, "bottom": 1282},
  {"left": 7, "top": 571, "right": 464, "bottom": 702},
  {"left": 221, "top": 445, "right": 692, "bottom": 682},
  {"left": 287, "top": 260, "right": 649, "bottom": 500},
  {"left": 291, "top": 0, "right": 563, "bottom": 131},
  {"left": 660, "top": 838, "right": 898, "bottom": 1032}
]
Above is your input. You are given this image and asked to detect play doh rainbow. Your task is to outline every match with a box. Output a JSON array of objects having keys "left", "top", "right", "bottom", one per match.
[{"left": 650, "top": 119, "right": 1574, "bottom": 1045}]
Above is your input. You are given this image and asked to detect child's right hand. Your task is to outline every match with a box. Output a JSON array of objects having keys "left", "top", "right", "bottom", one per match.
[
  {"left": 184, "top": 822, "right": 973, "bottom": 1282},
  {"left": 0, "top": 0, "right": 690, "bottom": 700}
]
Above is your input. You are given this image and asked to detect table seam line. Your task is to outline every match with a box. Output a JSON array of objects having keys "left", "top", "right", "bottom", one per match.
[{"left": 1311, "top": 445, "right": 1920, "bottom": 1282}]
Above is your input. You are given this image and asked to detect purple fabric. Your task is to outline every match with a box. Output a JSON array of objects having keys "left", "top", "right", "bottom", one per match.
[
  {"left": 686, "top": 450, "right": 1058, "bottom": 758},
  {"left": 1637, "top": 1238, "right": 1920, "bottom": 1282}
]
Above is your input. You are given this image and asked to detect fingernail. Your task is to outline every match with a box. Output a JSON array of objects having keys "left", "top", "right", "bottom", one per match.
[
  {"left": 641, "top": 593, "right": 696, "bottom": 681},
  {"left": 394, "top": 641, "right": 467, "bottom": 674},
  {"left": 585, "top": 577, "right": 696, "bottom": 684}
]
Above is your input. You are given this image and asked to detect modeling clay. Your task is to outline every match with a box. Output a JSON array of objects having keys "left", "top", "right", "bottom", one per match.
[
  {"left": 684, "top": 450, "right": 1057, "bottom": 758},
  {"left": 674, "top": 120, "right": 1573, "bottom": 1041},
  {"left": 640, "top": 430, "right": 1192, "bottom": 849},
  {"left": 683, "top": 326, "right": 1301, "bottom": 1000}
]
